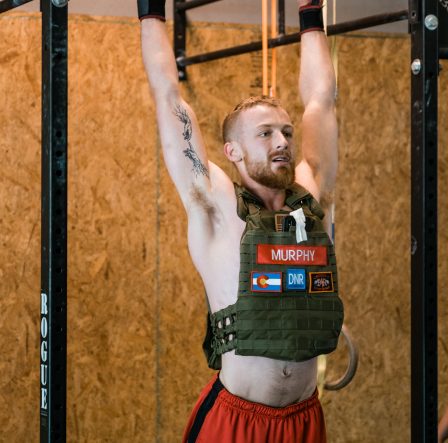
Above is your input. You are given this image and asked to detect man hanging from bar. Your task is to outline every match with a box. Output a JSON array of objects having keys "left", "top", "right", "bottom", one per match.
[{"left": 138, "top": 0, "right": 342, "bottom": 441}]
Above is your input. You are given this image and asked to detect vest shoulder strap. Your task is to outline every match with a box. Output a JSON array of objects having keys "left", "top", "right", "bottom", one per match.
[
  {"left": 234, "top": 182, "right": 324, "bottom": 220},
  {"left": 286, "top": 184, "right": 325, "bottom": 220},
  {"left": 234, "top": 183, "right": 262, "bottom": 220}
]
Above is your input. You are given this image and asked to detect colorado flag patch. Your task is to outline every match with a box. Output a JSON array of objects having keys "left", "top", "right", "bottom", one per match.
[{"left": 251, "top": 271, "right": 282, "bottom": 293}]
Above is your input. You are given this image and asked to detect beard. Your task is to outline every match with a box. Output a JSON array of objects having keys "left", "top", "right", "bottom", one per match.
[{"left": 244, "top": 156, "right": 295, "bottom": 190}]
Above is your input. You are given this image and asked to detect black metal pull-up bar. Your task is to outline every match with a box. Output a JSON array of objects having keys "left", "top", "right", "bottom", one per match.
[
  {"left": 176, "top": 9, "right": 409, "bottom": 68},
  {"left": 0, "top": 0, "right": 34, "bottom": 13}
]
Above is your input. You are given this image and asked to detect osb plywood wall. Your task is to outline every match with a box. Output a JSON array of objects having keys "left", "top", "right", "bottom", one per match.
[{"left": 0, "top": 11, "right": 447, "bottom": 443}]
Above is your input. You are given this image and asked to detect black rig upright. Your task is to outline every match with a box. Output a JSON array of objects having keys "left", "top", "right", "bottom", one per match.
[
  {"left": 40, "top": 0, "right": 68, "bottom": 442},
  {"left": 409, "top": 0, "right": 438, "bottom": 441}
]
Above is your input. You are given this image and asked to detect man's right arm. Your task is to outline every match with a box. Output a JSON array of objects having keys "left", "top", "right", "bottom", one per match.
[
  {"left": 139, "top": 5, "right": 239, "bottom": 265},
  {"left": 139, "top": 4, "right": 212, "bottom": 211}
]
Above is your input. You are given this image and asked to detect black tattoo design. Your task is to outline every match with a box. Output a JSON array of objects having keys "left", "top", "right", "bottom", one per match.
[{"left": 173, "top": 105, "right": 209, "bottom": 178}]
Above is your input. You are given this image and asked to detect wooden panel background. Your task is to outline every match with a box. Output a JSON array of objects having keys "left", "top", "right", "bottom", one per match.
[{"left": 0, "top": 12, "right": 446, "bottom": 443}]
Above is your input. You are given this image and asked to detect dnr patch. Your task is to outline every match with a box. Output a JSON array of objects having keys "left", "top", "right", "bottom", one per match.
[
  {"left": 286, "top": 269, "right": 306, "bottom": 290},
  {"left": 309, "top": 272, "right": 334, "bottom": 293},
  {"left": 251, "top": 271, "right": 282, "bottom": 293}
]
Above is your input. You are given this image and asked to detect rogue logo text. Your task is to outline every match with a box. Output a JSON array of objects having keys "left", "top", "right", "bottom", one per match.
[{"left": 40, "top": 292, "right": 48, "bottom": 413}]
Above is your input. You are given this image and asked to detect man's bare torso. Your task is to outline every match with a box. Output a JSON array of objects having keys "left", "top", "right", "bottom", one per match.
[{"left": 188, "top": 165, "right": 317, "bottom": 408}]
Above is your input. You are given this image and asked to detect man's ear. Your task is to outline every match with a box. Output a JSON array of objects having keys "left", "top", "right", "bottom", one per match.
[{"left": 224, "top": 141, "right": 243, "bottom": 163}]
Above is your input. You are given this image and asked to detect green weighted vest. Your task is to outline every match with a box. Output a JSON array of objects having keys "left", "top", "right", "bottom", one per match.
[{"left": 203, "top": 183, "right": 344, "bottom": 370}]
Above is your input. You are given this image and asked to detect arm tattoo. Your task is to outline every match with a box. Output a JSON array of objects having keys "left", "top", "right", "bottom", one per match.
[{"left": 173, "top": 105, "right": 209, "bottom": 178}]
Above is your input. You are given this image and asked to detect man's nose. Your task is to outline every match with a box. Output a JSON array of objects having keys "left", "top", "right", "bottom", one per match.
[{"left": 274, "top": 131, "right": 288, "bottom": 149}]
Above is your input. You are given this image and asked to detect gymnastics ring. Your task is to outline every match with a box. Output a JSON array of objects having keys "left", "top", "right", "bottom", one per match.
[{"left": 324, "top": 324, "right": 359, "bottom": 391}]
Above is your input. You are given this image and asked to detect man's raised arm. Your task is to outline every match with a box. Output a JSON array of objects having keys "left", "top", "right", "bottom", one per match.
[
  {"left": 139, "top": 1, "right": 211, "bottom": 209},
  {"left": 295, "top": 0, "right": 338, "bottom": 212}
]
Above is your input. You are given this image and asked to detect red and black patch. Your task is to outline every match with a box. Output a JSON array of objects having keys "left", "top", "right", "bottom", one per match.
[{"left": 309, "top": 272, "right": 334, "bottom": 293}]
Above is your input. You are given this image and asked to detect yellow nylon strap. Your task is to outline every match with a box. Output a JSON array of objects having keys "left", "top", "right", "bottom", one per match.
[
  {"left": 262, "top": 0, "right": 269, "bottom": 95},
  {"left": 270, "top": 0, "right": 277, "bottom": 97},
  {"left": 330, "top": 0, "right": 338, "bottom": 84},
  {"left": 261, "top": 0, "right": 278, "bottom": 97}
]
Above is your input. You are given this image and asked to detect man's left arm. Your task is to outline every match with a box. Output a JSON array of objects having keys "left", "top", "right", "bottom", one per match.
[{"left": 295, "top": 0, "right": 337, "bottom": 231}]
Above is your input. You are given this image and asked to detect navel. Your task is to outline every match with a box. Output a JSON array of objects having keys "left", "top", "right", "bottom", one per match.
[{"left": 282, "top": 366, "right": 292, "bottom": 378}]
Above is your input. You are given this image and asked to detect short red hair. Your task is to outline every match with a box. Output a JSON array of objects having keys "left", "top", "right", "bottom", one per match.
[{"left": 222, "top": 96, "right": 284, "bottom": 143}]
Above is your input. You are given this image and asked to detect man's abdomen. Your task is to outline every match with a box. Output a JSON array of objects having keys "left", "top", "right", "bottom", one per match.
[{"left": 219, "top": 351, "right": 318, "bottom": 407}]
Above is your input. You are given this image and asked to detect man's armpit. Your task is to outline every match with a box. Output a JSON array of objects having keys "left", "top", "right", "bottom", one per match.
[
  {"left": 318, "top": 190, "right": 334, "bottom": 211},
  {"left": 189, "top": 184, "right": 217, "bottom": 218}
]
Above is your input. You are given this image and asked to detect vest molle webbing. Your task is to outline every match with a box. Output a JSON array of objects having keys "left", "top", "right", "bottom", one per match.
[{"left": 203, "top": 184, "right": 344, "bottom": 370}]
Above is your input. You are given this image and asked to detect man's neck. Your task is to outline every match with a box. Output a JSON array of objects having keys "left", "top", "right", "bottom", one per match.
[{"left": 241, "top": 180, "right": 287, "bottom": 211}]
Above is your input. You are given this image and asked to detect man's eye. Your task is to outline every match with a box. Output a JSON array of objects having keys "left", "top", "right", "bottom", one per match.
[
  {"left": 283, "top": 131, "right": 293, "bottom": 138},
  {"left": 260, "top": 131, "right": 271, "bottom": 137}
]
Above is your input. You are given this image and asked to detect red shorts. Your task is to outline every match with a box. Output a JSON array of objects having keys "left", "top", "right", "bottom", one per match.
[{"left": 182, "top": 373, "right": 326, "bottom": 443}]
